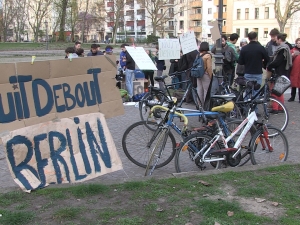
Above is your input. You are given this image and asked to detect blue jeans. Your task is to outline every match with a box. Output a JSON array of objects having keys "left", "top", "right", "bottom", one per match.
[
  {"left": 244, "top": 74, "right": 262, "bottom": 97},
  {"left": 125, "top": 69, "right": 135, "bottom": 97}
]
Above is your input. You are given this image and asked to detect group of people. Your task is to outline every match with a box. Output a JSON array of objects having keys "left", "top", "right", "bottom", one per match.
[{"left": 64, "top": 41, "right": 115, "bottom": 59}]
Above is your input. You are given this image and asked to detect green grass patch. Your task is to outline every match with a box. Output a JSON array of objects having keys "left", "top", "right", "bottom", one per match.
[
  {"left": 53, "top": 206, "right": 83, "bottom": 220},
  {"left": 0, "top": 209, "right": 35, "bottom": 225},
  {"left": 0, "top": 164, "right": 300, "bottom": 225}
]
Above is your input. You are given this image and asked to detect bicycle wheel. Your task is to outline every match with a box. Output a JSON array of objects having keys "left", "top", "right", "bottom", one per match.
[
  {"left": 122, "top": 121, "right": 176, "bottom": 168},
  {"left": 255, "top": 97, "right": 289, "bottom": 133},
  {"left": 145, "top": 128, "right": 170, "bottom": 176},
  {"left": 250, "top": 126, "right": 288, "bottom": 165},
  {"left": 226, "top": 119, "right": 256, "bottom": 166},
  {"left": 139, "top": 92, "right": 166, "bottom": 122},
  {"left": 175, "top": 133, "right": 221, "bottom": 173}
]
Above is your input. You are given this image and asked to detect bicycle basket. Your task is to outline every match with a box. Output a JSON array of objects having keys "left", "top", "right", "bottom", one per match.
[{"left": 271, "top": 75, "right": 291, "bottom": 97}]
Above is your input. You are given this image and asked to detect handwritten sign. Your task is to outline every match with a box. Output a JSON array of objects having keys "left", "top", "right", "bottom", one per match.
[
  {"left": 125, "top": 47, "right": 157, "bottom": 70},
  {"left": 158, "top": 39, "right": 181, "bottom": 60},
  {"left": 179, "top": 31, "right": 198, "bottom": 55},
  {"left": 0, "top": 56, "right": 124, "bottom": 133},
  {"left": 2, "top": 113, "right": 122, "bottom": 192}
]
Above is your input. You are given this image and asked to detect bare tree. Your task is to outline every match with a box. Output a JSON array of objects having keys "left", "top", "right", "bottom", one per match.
[
  {"left": 25, "top": 0, "right": 53, "bottom": 42},
  {"left": 65, "top": 0, "right": 80, "bottom": 42},
  {"left": 0, "top": 0, "right": 18, "bottom": 42},
  {"left": 54, "top": 0, "right": 68, "bottom": 41},
  {"left": 139, "top": 0, "right": 179, "bottom": 36},
  {"left": 106, "top": 0, "right": 126, "bottom": 45},
  {"left": 274, "top": 0, "right": 300, "bottom": 32},
  {"left": 13, "top": 0, "right": 27, "bottom": 42}
]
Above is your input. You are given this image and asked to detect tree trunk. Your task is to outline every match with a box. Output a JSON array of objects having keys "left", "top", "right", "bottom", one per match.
[
  {"left": 58, "top": 0, "right": 68, "bottom": 42},
  {"left": 152, "top": 22, "right": 156, "bottom": 36},
  {"left": 278, "top": 21, "right": 286, "bottom": 33}
]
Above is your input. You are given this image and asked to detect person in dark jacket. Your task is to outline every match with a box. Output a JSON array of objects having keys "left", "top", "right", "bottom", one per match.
[
  {"left": 185, "top": 39, "right": 199, "bottom": 103},
  {"left": 87, "top": 44, "right": 104, "bottom": 56},
  {"left": 142, "top": 49, "right": 155, "bottom": 86},
  {"left": 169, "top": 58, "right": 180, "bottom": 88},
  {"left": 154, "top": 46, "right": 166, "bottom": 90},
  {"left": 238, "top": 31, "right": 269, "bottom": 97},
  {"left": 267, "top": 33, "right": 292, "bottom": 113},
  {"left": 265, "top": 28, "right": 280, "bottom": 67}
]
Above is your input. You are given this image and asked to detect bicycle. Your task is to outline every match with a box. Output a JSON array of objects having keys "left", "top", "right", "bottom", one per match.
[
  {"left": 139, "top": 65, "right": 202, "bottom": 124},
  {"left": 175, "top": 98, "right": 288, "bottom": 173}
]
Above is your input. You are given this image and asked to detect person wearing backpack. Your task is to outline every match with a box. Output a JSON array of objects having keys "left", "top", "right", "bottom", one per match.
[{"left": 195, "top": 42, "right": 213, "bottom": 106}]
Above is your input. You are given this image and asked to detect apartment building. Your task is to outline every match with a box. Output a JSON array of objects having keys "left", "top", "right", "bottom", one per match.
[{"left": 232, "top": 0, "right": 300, "bottom": 45}]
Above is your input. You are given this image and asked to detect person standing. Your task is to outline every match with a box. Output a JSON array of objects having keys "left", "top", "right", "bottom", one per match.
[
  {"left": 236, "top": 39, "right": 248, "bottom": 77},
  {"left": 196, "top": 42, "right": 213, "bottom": 106},
  {"left": 123, "top": 43, "right": 136, "bottom": 101},
  {"left": 154, "top": 46, "right": 166, "bottom": 90},
  {"left": 227, "top": 33, "right": 240, "bottom": 61},
  {"left": 87, "top": 44, "right": 104, "bottom": 56},
  {"left": 185, "top": 39, "right": 199, "bottom": 103},
  {"left": 238, "top": 32, "right": 269, "bottom": 97},
  {"left": 288, "top": 38, "right": 300, "bottom": 102},
  {"left": 267, "top": 33, "right": 292, "bottom": 113},
  {"left": 266, "top": 28, "right": 280, "bottom": 67}
]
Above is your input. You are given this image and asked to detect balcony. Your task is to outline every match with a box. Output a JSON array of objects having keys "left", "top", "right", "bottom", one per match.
[
  {"left": 166, "top": 26, "right": 175, "bottom": 30},
  {"left": 166, "top": 13, "right": 174, "bottom": 18},
  {"left": 190, "top": 26, "right": 202, "bottom": 32},
  {"left": 214, "top": 11, "right": 227, "bottom": 19},
  {"left": 189, "top": 14, "right": 202, "bottom": 20},
  {"left": 214, "top": 0, "right": 227, "bottom": 5},
  {"left": 222, "top": 25, "right": 227, "bottom": 33},
  {"left": 190, "top": 1, "right": 202, "bottom": 8},
  {"left": 126, "top": 15, "right": 134, "bottom": 21}
]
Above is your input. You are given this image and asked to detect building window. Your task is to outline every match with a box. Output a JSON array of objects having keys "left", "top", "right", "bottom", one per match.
[
  {"left": 264, "top": 7, "right": 269, "bottom": 19},
  {"left": 208, "top": 8, "right": 212, "bottom": 14},
  {"left": 180, "top": 7, "right": 184, "bottom": 16},
  {"left": 245, "top": 28, "right": 249, "bottom": 37},
  {"left": 223, "top": 20, "right": 226, "bottom": 26},
  {"left": 245, "top": 8, "right": 249, "bottom": 20},
  {"left": 236, "top": 28, "right": 240, "bottom": 36},
  {"left": 237, "top": 9, "right": 241, "bottom": 20},
  {"left": 179, "top": 20, "right": 184, "bottom": 29},
  {"left": 254, "top": 28, "right": 258, "bottom": 36},
  {"left": 195, "top": 21, "right": 201, "bottom": 26},
  {"left": 180, "top": 0, "right": 184, "bottom": 3},
  {"left": 255, "top": 8, "right": 259, "bottom": 19},
  {"left": 264, "top": 28, "right": 268, "bottom": 38},
  {"left": 196, "top": 8, "right": 201, "bottom": 14},
  {"left": 160, "top": 9, "right": 163, "bottom": 14}
]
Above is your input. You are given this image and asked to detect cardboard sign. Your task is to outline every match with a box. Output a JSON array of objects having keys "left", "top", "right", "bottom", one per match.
[
  {"left": 133, "top": 80, "right": 144, "bottom": 95},
  {"left": 179, "top": 31, "right": 198, "bottom": 55},
  {"left": 125, "top": 47, "right": 157, "bottom": 70},
  {"left": 0, "top": 56, "right": 124, "bottom": 133},
  {"left": 158, "top": 39, "right": 181, "bottom": 60},
  {"left": 209, "top": 21, "right": 221, "bottom": 42},
  {"left": 1, "top": 113, "right": 122, "bottom": 192}
]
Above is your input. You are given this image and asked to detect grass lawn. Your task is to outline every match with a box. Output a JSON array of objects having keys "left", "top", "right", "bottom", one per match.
[
  {"left": 0, "top": 42, "right": 123, "bottom": 51},
  {"left": 0, "top": 164, "right": 299, "bottom": 225}
]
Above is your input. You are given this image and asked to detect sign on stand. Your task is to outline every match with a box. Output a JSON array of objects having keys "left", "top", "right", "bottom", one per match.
[
  {"left": 158, "top": 39, "right": 181, "bottom": 60},
  {"left": 179, "top": 31, "right": 198, "bottom": 55},
  {"left": 125, "top": 47, "right": 157, "bottom": 70}
]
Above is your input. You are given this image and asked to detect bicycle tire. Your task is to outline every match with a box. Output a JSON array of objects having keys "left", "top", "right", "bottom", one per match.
[
  {"left": 260, "top": 97, "right": 289, "bottom": 133},
  {"left": 122, "top": 121, "right": 176, "bottom": 168},
  {"left": 226, "top": 119, "right": 256, "bottom": 166},
  {"left": 175, "top": 133, "right": 221, "bottom": 173},
  {"left": 145, "top": 128, "right": 170, "bottom": 176},
  {"left": 250, "top": 126, "right": 288, "bottom": 165}
]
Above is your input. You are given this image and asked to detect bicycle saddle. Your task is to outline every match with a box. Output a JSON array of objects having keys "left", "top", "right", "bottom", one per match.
[
  {"left": 211, "top": 101, "right": 234, "bottom": 113},
  {"left": 211, "top": 93, "right": 236, "bottom": 101},
  {"left": 154, "top": 75, "right": 168, "bottom": 82}
]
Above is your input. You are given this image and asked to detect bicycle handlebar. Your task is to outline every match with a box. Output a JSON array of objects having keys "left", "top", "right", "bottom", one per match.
[{"left": 149, "top": 105, "right": 189, "bottom": 130}]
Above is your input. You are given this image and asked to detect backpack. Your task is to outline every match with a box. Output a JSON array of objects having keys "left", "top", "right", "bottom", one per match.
[
  {"left": 224, "top": 45, "right": 234, "bottom": 63},
  {"left": 191, "top": 53, "right": 207, "bottom": 78},
  {"left": 132, "top": 93, "right": 147, "bottom": 102}
]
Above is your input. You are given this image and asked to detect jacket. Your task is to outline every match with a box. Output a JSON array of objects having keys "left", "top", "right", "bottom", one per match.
[
  {"left": 125, "top": 51, "right": 135, "bottom": 70},
  {"left": 266, "top": 40, "right": 279, "bottom": 66},
  {"left": 155, "top": 56, "right": 165, "bottom": 71},
  {"left": 227, "top": 41, "right": 239, "bottom": 61},
  {"left": 211, "top": 43, "right": 236, "bottom": 75},
  {"left": 238, "top": 41, "right": 269, "bottom": 74},
  {"left": 201, "top": 53, "right": 213, "bottom": 78},
  {"left": 87, "top": 51, "right": 104, "bottom": 56},
  {"left": 267, "top": 43, "right": 292, "bottom": 77},
  {"left": 120, "top": 51, "right": 127, "bottom": 68},
  {"left": 289, "top": 47, "right": 300, "bottom": 87},
  {"left": 168, "top": 59, "right": 179, "bottom": 74}
]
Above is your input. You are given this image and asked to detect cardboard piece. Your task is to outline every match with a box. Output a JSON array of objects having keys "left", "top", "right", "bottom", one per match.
[
  {"left": 125, "top": 47, "right": 157, "bottom": 70},
  {"left": 158, "top": 39, "right": 181, "bottom": 60},
  {"left": 179, "top": 31, "right": 198, "bottom": 55},
  {"left": 1, "top": 113, "right": 123, "bottom": 192},
  {"left": 133, "top": 80, "right": 144, "bottom": 96},
  {"left": 0, "top": 56, "right": 124, "bottom": 133},
  {"left": 209, "top": 21, "right": 221, "bottom": 42}
]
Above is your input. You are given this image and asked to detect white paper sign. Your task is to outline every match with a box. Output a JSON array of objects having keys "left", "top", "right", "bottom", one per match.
[
  {"left": 125, "top": 46, "right": 157, "bottom": 70},
  {"left": 158, "top": 39, "right": 181, "bottom": 60},
  {"left": 179, "top": 31, "right": 198, "bottom": 55}
]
